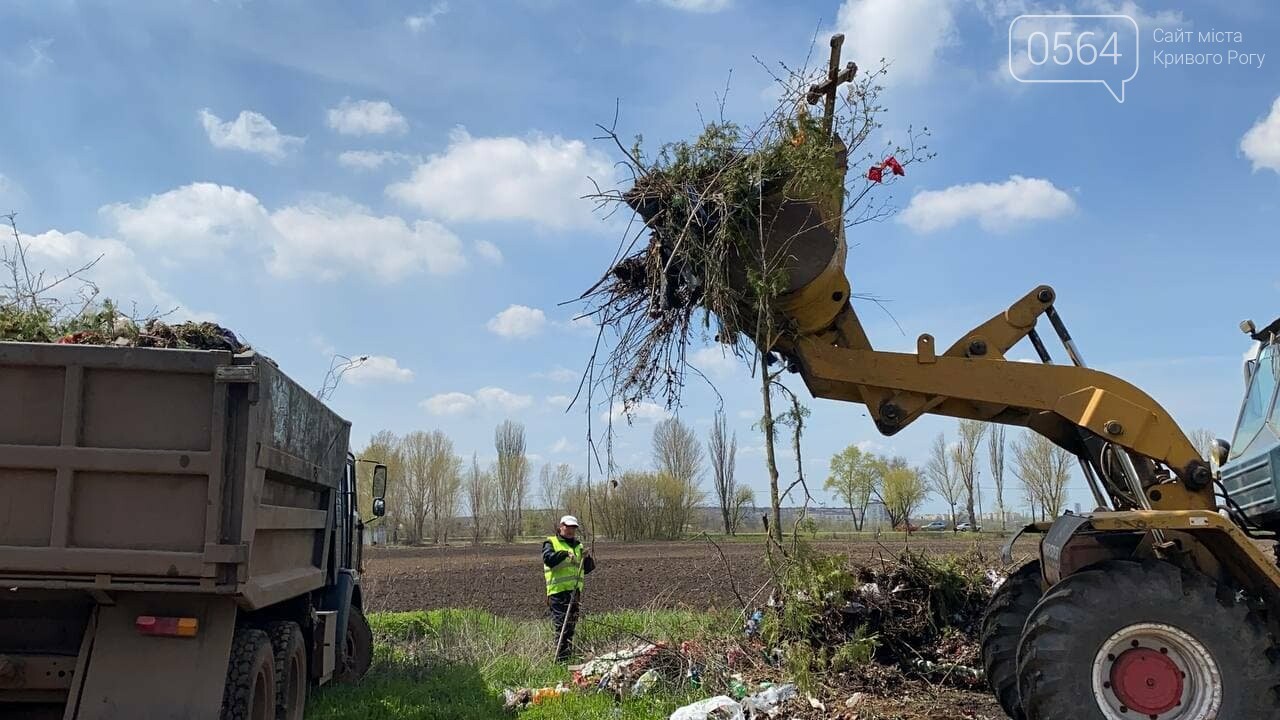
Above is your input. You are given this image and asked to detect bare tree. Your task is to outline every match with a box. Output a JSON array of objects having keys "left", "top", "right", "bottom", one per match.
[
  {"left": 954, "top": 420, "right": 987, "bottom": 529},
  {"left": 465, "top": 454, "right": 493, "bottom": 545},
  {"left": 494, "top": 420, "right": 529, "bottom": 543},
  {"left": 539, "top": 462, "right": 576, "bottom": 525},
  {"left": 427, "top": 446, "right": 462, "bottom": 544},
  {"left": 1013, "top": 432, "right": 1072, "bottom": 519},
  {"left": 653, "top": 417, "right": 704, "bottom": 487},
  {"left": 358, "top": 430, "right": 402, "bottom": 542},
  {"left": 1188, "top": 428, "right": 1217, "bottom": 462},
  {"left": 926, "top": 433, "right": 962, "bottom": 530},
  {"left": 400, "top": 431, "right": 436, "bottom": 543},
  {"left": 988, "top": 425, "right": 1008, "bottom": 531},
  {"left": 708, "top": 410, "right": 739, "bottom": 535}
]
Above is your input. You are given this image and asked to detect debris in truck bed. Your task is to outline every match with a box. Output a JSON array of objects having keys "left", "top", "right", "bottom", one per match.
[{"left": 1, "top": 303, "right": 249, "bottom": 352}]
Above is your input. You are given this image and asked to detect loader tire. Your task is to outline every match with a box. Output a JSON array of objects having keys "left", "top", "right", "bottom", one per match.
[
  {"left": 334, "top": 605, "right": 373, "bottom": 683},
  {"left": 1017, "top": 561, "right": 1280, "bottom": 720},
  {"left": 980, "top": 560, "right": 1043, "bottom": 719},
  {"left": 263, "top": 621, "right": 307, "bottom": 720},
  {"left": 221, "top": 628, "right": 277, "bottom": 720}
]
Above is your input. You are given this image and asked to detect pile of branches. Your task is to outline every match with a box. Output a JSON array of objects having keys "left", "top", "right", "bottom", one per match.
[
  {"left": 577, "top": 57, "right": 928, "bottom": 420},
  {"left": 764, "top": 549, "right": 997, "bottom": 688}
]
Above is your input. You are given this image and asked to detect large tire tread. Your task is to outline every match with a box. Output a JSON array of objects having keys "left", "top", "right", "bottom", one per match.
[
  {"left": 263, "top": 621, "right": 307, "bottom": 720},
  {"left": 1017, "top": 561, "right": 1280, "bottom": 720},
  {"left": 980, "top": 561, "right": 1043, "bottom": 719},
  {"left": 221, "top": 628, "right": 276, "bottom": 720}
]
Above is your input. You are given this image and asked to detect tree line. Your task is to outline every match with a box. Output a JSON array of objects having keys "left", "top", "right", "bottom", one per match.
[{"left": 358, "top": 414, "right": 754, "bottom": 544}]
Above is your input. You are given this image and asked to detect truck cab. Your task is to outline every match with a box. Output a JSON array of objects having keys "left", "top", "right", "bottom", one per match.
[{"left": 1220, "top": 319, "right": 1280, "bottom": 528}]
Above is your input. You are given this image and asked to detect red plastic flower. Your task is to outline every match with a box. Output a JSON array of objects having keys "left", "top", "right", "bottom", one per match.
[
  {"left": 867, "top": 165, "right": 883, "bottom": 183},
  {"left": 885, "top": 156, "right": 905, "bottom": 176}
]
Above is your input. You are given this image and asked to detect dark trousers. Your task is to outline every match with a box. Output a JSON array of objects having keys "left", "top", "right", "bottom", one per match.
[{"left": 548, "top": 590, "right": 580, "bottom": 661}]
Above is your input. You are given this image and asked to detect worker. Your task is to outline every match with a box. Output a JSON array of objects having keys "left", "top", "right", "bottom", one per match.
[{"left": 542, "top": 515, "right": 595, "bottom": 662}]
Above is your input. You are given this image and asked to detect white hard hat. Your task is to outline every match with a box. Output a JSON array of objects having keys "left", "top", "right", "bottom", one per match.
[{"left": 560, "top": 515, "right": 580, "bottom": 527}]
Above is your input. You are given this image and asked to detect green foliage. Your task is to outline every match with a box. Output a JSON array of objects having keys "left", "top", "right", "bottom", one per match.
[
  {"left": 0, "top": 299, "right": 131, "bottom": 343},
  {"left": 309, "top": 609, "right": 728, "bottom": 720}
]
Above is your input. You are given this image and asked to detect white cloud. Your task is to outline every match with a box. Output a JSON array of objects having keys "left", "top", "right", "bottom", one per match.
[
  {"left": 855, "top": 439, "right": 888, "bottom": 454},
  {"left": 486, "top": 304, "right": 547, "bottom": 338},
  {"left": 422, "top": 386, "right": 532, "bottom": 415},
  {"left": 652, "top": 0, "right": 731, "bottom": 11},
  {"left": 1242, "top": 97, "right": 1280, "bottom": 174},
  {"left": 835, "top": 0, "right": 955, "bottom": 84},
  {"left": 344, "top": 355, "right": 414, "bottom": 385},
  {"left": 690, "top": 346, "right": 739, "bottom": 378},
  {"left": 199, "top": 109, "right": 303, "bottom": 160},
  {"left": 268, "top": 198, "right": 466, "bottom": 280},
  {"left": 326, "top": 98, "right": 409, "bottom": 136},
  {"left": 547, "top": 394, "right": 574, "bottom": 408},
  {"left": 550, "top": 437, "right": 574, "bottom": 454},
  {"left": 101, "top": 182, "right": 269, "bottom": 261},
  {"left": 387, "top": 127, "right": 614, "bottom": 229},
  {"left": 475, "top": 239, "right": 504, "bottom": 263},
  {"left": 20, "top": 229, "right": 204, "bottom": 319},
  {"left": 406, "top": 2, "right": 449, "bottom": 32},
  {"left": 899, "top": 175, "right": 1075, "bottom": 233},
  {"left": 475, "top": 386, "right": 533, "bottom": 412},
  {"left": 421, "top": 392, "right": 476, "bottom": 415},
  {"left": 601, "top": 401, "right": 671, "bottom": 425},
  {"left": 536, "top": 366, "right": 578, "bottom": 383},
  {"left": 337, "top": 150, "right": 415, "bottom": 171}
]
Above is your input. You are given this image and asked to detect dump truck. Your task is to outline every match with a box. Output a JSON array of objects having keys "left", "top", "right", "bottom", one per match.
[{"left": 0, "top": 342, "right": 389, "bottom": 720}]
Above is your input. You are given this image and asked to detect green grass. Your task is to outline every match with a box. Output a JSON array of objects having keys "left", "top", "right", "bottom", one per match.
[{"left": 306, "top": 609, "right": 732, "bottom": 720}]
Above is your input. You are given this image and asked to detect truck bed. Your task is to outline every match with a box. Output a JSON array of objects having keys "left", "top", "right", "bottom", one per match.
[{"left": 0, "top": 342, "right": 350, "bottom": 610}]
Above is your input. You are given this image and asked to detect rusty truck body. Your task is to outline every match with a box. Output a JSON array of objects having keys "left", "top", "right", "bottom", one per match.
[{"left": 0, "top": 342, "right": 387, "bottom": 720}]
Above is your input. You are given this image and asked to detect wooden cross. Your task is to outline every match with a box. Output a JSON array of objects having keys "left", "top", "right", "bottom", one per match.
[{"left": 806, "top": 33, "right": 858, "bottom": 138}]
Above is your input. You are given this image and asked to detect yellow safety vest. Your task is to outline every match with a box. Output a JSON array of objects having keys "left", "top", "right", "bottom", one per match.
[{"left": 544, "top": 535, "right": 585, "bottom": 596}]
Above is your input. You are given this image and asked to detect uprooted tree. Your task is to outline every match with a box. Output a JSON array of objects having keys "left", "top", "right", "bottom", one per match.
[{"left": 577, "top": 36, "right": 931, "bottom": 550}]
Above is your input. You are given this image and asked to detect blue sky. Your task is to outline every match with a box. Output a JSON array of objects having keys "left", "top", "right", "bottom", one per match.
[{"left": 2, "top": 0, "right": 1278, "bottom": 516}]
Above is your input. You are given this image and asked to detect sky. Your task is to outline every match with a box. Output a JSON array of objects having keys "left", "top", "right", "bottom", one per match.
[{"left": 2, "top": 0, "right": 1278, "bottom": 517}]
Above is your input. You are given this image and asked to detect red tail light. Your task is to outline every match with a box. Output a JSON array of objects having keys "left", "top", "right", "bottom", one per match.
[{"left": 135, "top": 616, "right": 199, "bottom": 638}]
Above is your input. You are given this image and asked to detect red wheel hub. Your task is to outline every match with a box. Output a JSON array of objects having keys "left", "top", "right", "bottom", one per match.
[{"left": 1110, "top": 646, "right": 1184, "bottom": 716}]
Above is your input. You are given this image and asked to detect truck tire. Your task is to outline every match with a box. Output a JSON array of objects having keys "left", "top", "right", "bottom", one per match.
[
  {"left": 264, "top": 621, "right": 307, "bottom": 720},
  {"left": 335, "top": 605, "right": 373, "bottom": 683},
  {"left": 221, "top": 628, "right": 277, "bottom": 720},
  {"left": 1017, "top": 561, "right": 1280, "bottom": 720},
  {"left": 980, "top": 561, "right": 1043, "bottom": 719}
]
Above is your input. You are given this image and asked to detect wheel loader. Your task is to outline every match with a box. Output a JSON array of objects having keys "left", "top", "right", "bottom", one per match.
[
  {"left": 608, "top": 39, "right": 1280, "bottom": 718},
  {"left": 711, "top": 204, "right": 1279, "bottom": 718}
]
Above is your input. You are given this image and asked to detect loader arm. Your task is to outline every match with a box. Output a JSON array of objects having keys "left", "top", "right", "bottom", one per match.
[{"left": 770, "top": 280, "right": 1215, "bottom": 514}]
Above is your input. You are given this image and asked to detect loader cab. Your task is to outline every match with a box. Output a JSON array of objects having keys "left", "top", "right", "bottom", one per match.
[{"left": 1220, "top": 322, "right": 1280, "bottom": 528}]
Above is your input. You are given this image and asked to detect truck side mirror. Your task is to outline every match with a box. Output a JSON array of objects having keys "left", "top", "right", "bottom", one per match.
[
  {"left": 372, "top": 464, "right": 388, "bottom": 500},
  {"left": 1211, "top": 439, "right": 1231, "bottom": 469},
  {"left": 372, "top": 497, "right": 386, "bottom": 518}
]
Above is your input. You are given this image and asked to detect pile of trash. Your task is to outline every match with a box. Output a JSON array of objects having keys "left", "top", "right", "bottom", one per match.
[{"left": 762, "top": 549, "right": 998, "bottom": 689}]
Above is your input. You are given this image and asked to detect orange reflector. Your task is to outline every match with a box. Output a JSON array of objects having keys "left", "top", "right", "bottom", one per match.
[{"left": 136, "top": 615, "right": 199, "bottom": 638}]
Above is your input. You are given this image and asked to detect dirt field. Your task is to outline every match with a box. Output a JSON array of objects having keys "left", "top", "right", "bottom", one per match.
[{"left": 362, "top": 535, "right": 1033, "bottom": 617}]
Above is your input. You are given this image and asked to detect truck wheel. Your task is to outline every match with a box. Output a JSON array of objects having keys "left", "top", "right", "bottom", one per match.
[
  {"left": 264, "top": 621, "right": 307, "bottom": 720},
  {"left": 221, "top": 628, "right": 277, "bottom": 720},
  {"left": 980, "top": 560, "right": 1043, "bottom": 719},
  {"left": 1017, "top": 561, "right": 1280, "bottom": 720},
  {"left": 335, "top": 605, "right": 373, "bottom": 683}
]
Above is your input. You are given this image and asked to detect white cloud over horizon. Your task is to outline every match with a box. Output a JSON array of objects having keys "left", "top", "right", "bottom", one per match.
[
  {"left": 344, "top": 355, "right": 415, "bottom": 385},
  {"left": 387, "top": 127, "right": 614, "bottom": 229},
  {"left": 487, "top": 304, "right": 547, "bottom": 338},
  {"left": 835, "top": 0, "right": 955, "bottom": 84},
  {"left": 199, "top": 109, "right": 303, "bottom": 160},
  {"left": 422, "top": 386, "right": 533, "bottom": 415},
  {"left": 1242, "top": 96, "right": 1280, "bottom": 174},
  {"left": 326, "top": 98, "right": 409, "bottom": 136},
  {"left": 899, "top": 175, "right": 1076, "bottom": 232}
]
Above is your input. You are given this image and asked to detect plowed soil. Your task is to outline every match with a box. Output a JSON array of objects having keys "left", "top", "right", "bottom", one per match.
[{"left": 362, "top": 535, "right": 1031, "bottom": 618}]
